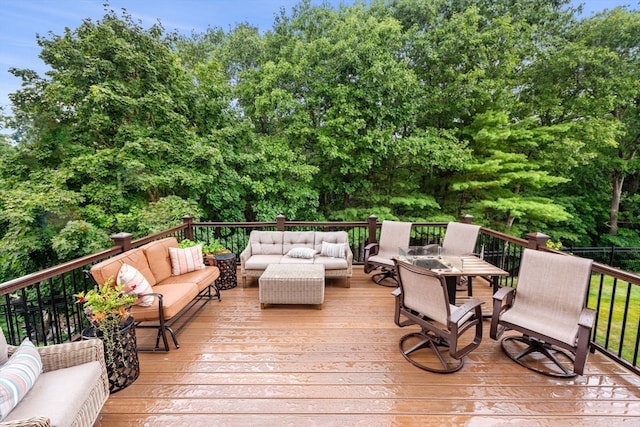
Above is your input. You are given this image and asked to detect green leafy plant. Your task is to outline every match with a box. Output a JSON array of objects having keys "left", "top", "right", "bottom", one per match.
[
  {"left": 75, "top": 277, "right": 137, "bottom": 371},
  {"left": 179, "top": 239, "right": 230, "bottom": 255},
  {"left": 76, "top": 278, "right": 136, "bottom": 327}
]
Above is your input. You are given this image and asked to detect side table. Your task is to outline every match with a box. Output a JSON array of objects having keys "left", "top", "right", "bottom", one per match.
[
  {"left": 212, "top": 252, "right": 237, "bottom": 290},
  {"left": 81, "top": 316, "right": 139, "bottom": 393}
]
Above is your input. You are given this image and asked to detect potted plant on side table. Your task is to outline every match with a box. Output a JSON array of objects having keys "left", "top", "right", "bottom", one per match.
[
  {"left": 76, "top": 278, "right": 140, "bottom": 393},
  {"left": 179, "top": 238, "right": 237, "bottom": 289}
]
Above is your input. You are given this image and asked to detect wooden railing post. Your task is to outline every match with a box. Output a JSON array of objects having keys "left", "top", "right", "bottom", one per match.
[
  {"left": 526, "top": 232, "right": 550, "bottom": 250},
  {"left": 182, "top": 215, "right": 194, "bottom": 241},
  {"left": 368, "top": 215, "right": 378, "bottom": 244},
  {"left": 276, "top": 214, "right": 286, "bottom": 231},
  {"left": 459, "top": 214, "right": 474, "bottom": 224},
  {"left": 111, "top": 232, "right": 133, "bottom": 253}
]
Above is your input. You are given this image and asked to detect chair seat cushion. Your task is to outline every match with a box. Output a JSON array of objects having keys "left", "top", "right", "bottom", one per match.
[
  {"left": 501, "top": 306, "right": 578, "bottom": 345},
  {"left": 367, "top": 254, "right": 394, "bottom": 268},
  {"left": 130, "top": 283, "right": 200, "bottom": 321},
  {"left": 2, "top": 361, "right": 102, "bottom": 426}
]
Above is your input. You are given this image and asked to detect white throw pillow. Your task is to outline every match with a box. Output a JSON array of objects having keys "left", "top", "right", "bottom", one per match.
[
  {"left": 286, "top": 247, "right": 317, "bottom": 259},
  {"left": 117, "top": 263, "right": 154, "bottom": 307},
  {"left": 321, "top": 241, "right": 346, "bottom": 258},
  {"left": 0, "top": 339, "right": 42, "bottom": 421},
  {"left": 169, "top": 246, "right": 206, "bottom": 276}
]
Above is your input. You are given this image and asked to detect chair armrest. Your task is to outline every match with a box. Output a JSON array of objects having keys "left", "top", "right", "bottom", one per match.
[
  {"left": 364, "top": 243, "right": 379, "bottom": 259},
  {"left": 492, "top": 286, "right": 514, "bottom": 302},
  {"left": 0, "top": 416, "right": 51, "bottom": 427},
  {"left": 578, "top": 307, "right": 597, "bottom": 328},
  {"left": 490, "top": 286, "right": 516, "bottom": 340},
  {"left": 450, "top": 298, "right": 484, "bottom": 325}
]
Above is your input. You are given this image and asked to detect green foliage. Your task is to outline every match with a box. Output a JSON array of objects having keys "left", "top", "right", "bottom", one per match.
[
  {"left": 51, "top": 220, "right": 111, "bottom": 260},
  {"left": 115, "top": 196, "right": 203, "bottom": 237},
  {"left": 178, "top": 238, "right": 229, "bottom": 255}
]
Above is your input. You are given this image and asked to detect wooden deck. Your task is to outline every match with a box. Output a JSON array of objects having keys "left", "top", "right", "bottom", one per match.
[{"left": 95, "top": 266, "right": 640, "bottom": 426}]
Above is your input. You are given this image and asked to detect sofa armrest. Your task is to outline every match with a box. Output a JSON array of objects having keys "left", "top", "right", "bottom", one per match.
[
  {"left": 240, "top": 244, "right": 252, "bottom": 268},
  {"left": 39, "top": 339, "right": 107, "bottom": 374},
  {"left": 0, "top": 416, "right": 51, "bottom": 427}
]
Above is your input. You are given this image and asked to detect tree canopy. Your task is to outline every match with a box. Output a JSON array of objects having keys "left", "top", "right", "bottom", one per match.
[{"left": 1, "top": 0, "right": 639, "bottom": 280}]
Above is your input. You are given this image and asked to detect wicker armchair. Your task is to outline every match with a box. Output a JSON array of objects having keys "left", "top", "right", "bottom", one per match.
[{"left": 0, "top": 339, "right": 109, "bottom": 427}]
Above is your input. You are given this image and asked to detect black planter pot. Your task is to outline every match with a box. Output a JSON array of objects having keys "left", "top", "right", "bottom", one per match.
[{"left": 82, "top": 315, "right": 140, "bottom": 393}]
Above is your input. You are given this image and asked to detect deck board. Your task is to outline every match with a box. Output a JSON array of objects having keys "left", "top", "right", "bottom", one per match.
[{"left": 95, "top": 266, "right": 640, "bottom": 426}]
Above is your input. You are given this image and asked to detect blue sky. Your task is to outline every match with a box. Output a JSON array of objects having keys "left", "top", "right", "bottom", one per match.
[{"left": 0, "top": 0, "right": 637, "bottom": 114}]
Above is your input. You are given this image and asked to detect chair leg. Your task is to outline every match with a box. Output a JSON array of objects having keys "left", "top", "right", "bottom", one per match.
[
  {"left": 399, "top": 331, "right": 464, "bottom": 374},
  {"left": 371, "top": 268, "right": 398, "bottom": 287},
  {"left": 500, "top": 335, "right": 577, "bottom": 378}
]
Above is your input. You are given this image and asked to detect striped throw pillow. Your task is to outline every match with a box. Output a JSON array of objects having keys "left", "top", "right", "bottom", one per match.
[
  {"left": 117, "top": 263, "right": 154, "bottom": 307},
  {"left": 286, "top": 247, "right": 317, "bottom": 259},
  {"left": 0, "top": 339, "right": 42, "bottom": 421},
  {"left": 321, "top": 241, "right": 346, "bottom": 259},
  {"left": 169, "top": 245, "right": 205, "bottom": 276}
]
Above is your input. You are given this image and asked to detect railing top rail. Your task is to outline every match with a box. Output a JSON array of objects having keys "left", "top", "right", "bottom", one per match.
[
  {"left": 479, "top": 226, "right": 528, "bottom": 246},
  {"left": 537, "top": 247, "right": 640, "bottom": 284},
  {"left": 0, "top": 247, "right": 122, "bottom": 296},
  {"left": 0, "top": 223, "right": 188, "bottom": 296}
]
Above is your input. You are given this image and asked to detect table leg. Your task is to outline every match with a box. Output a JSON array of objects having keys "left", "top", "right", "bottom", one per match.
[{"left": 445, "top": 276, "right": 457, "bottom": 305}]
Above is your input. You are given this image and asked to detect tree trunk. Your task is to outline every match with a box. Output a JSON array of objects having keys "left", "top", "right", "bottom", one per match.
[{"left": 609, "top": 172, "right": 624, "bottom": 236}]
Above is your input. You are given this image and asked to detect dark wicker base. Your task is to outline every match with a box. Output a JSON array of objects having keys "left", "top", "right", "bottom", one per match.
[
  {"left": 214, "top": 253, "right": 238, "bottom": 290},
  {"left": 82, "top": 317, "right": 140, "bottom": 393}
]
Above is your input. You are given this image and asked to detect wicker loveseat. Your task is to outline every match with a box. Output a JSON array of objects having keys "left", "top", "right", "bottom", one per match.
[
  {"left": 240, "top": 230, "right": 353, "bottom": 287},
  {"left": 0, "top": 335, "right": 109, "bottom": 427}
]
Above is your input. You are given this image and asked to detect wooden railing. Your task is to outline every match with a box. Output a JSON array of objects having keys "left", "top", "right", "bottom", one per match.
[{"left": 0, "top": 215, "right": 638, "bottom": 375}]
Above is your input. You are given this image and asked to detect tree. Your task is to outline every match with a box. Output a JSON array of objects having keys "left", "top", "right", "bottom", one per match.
[{"left": 521, "top": 7, "right": 640, "bottom": 241}]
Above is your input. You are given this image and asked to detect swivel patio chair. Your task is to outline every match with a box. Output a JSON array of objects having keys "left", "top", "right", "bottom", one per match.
[
  {"left": 363, "top": 220, "right": 412, "bottom": 286},
  {"left": 490, "top": 249, "right": 595, "bottom": 377},
  {"left": 392, "top": 259, "right": 484, "bottom": 373},
  {"left": 441, "top": 222, "right": 481, "bottom": 296}
]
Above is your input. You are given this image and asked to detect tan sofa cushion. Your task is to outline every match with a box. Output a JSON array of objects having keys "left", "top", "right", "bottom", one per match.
[
  {"left": 245, "top": 254, "right": 286, "bottom": 270},
  {"left": 2, "top": 361, "right": 102, "bottom": 426},
  {"left": 250, "top": 231, "right": 284, "bottom": 255},
  {"left": 283, "top": 231, "right": 315, "bottom": 254},
  {"left": 130, "top": 283, "right": 200, "bottom": 321},
  {"left": 141, "top": 237, "right": 178, "bottom": 283},
  {"left": 158, "top": 267, "right": 220, "bottom": 293},
  {"left": 314, "top": 256, "right": 349, "bottom": 269},
  {"left": 90, "top": 248, "right": 157, "bottom": 287}
]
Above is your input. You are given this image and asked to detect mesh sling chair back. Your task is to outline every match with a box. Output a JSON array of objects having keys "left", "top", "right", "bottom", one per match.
[
  {"left": 441, "top": 222, "right": 481, "bottom": 256},
  {"left": 392, "top": 259, "right": 484, "bottom": 373},
  {"left": 490, "top": 249, "right": 595, "bottom": 377},
  {"left": 364, "top": 220, "right": 412, "bottom": 286},
  {"left": 441, "top": 222, "right": 481, "bottom": 297}
]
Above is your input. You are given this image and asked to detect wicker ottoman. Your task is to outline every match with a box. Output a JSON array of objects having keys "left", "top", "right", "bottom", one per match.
[{"left": 259, "top": 264, "right": 325, "bottom": 309}]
